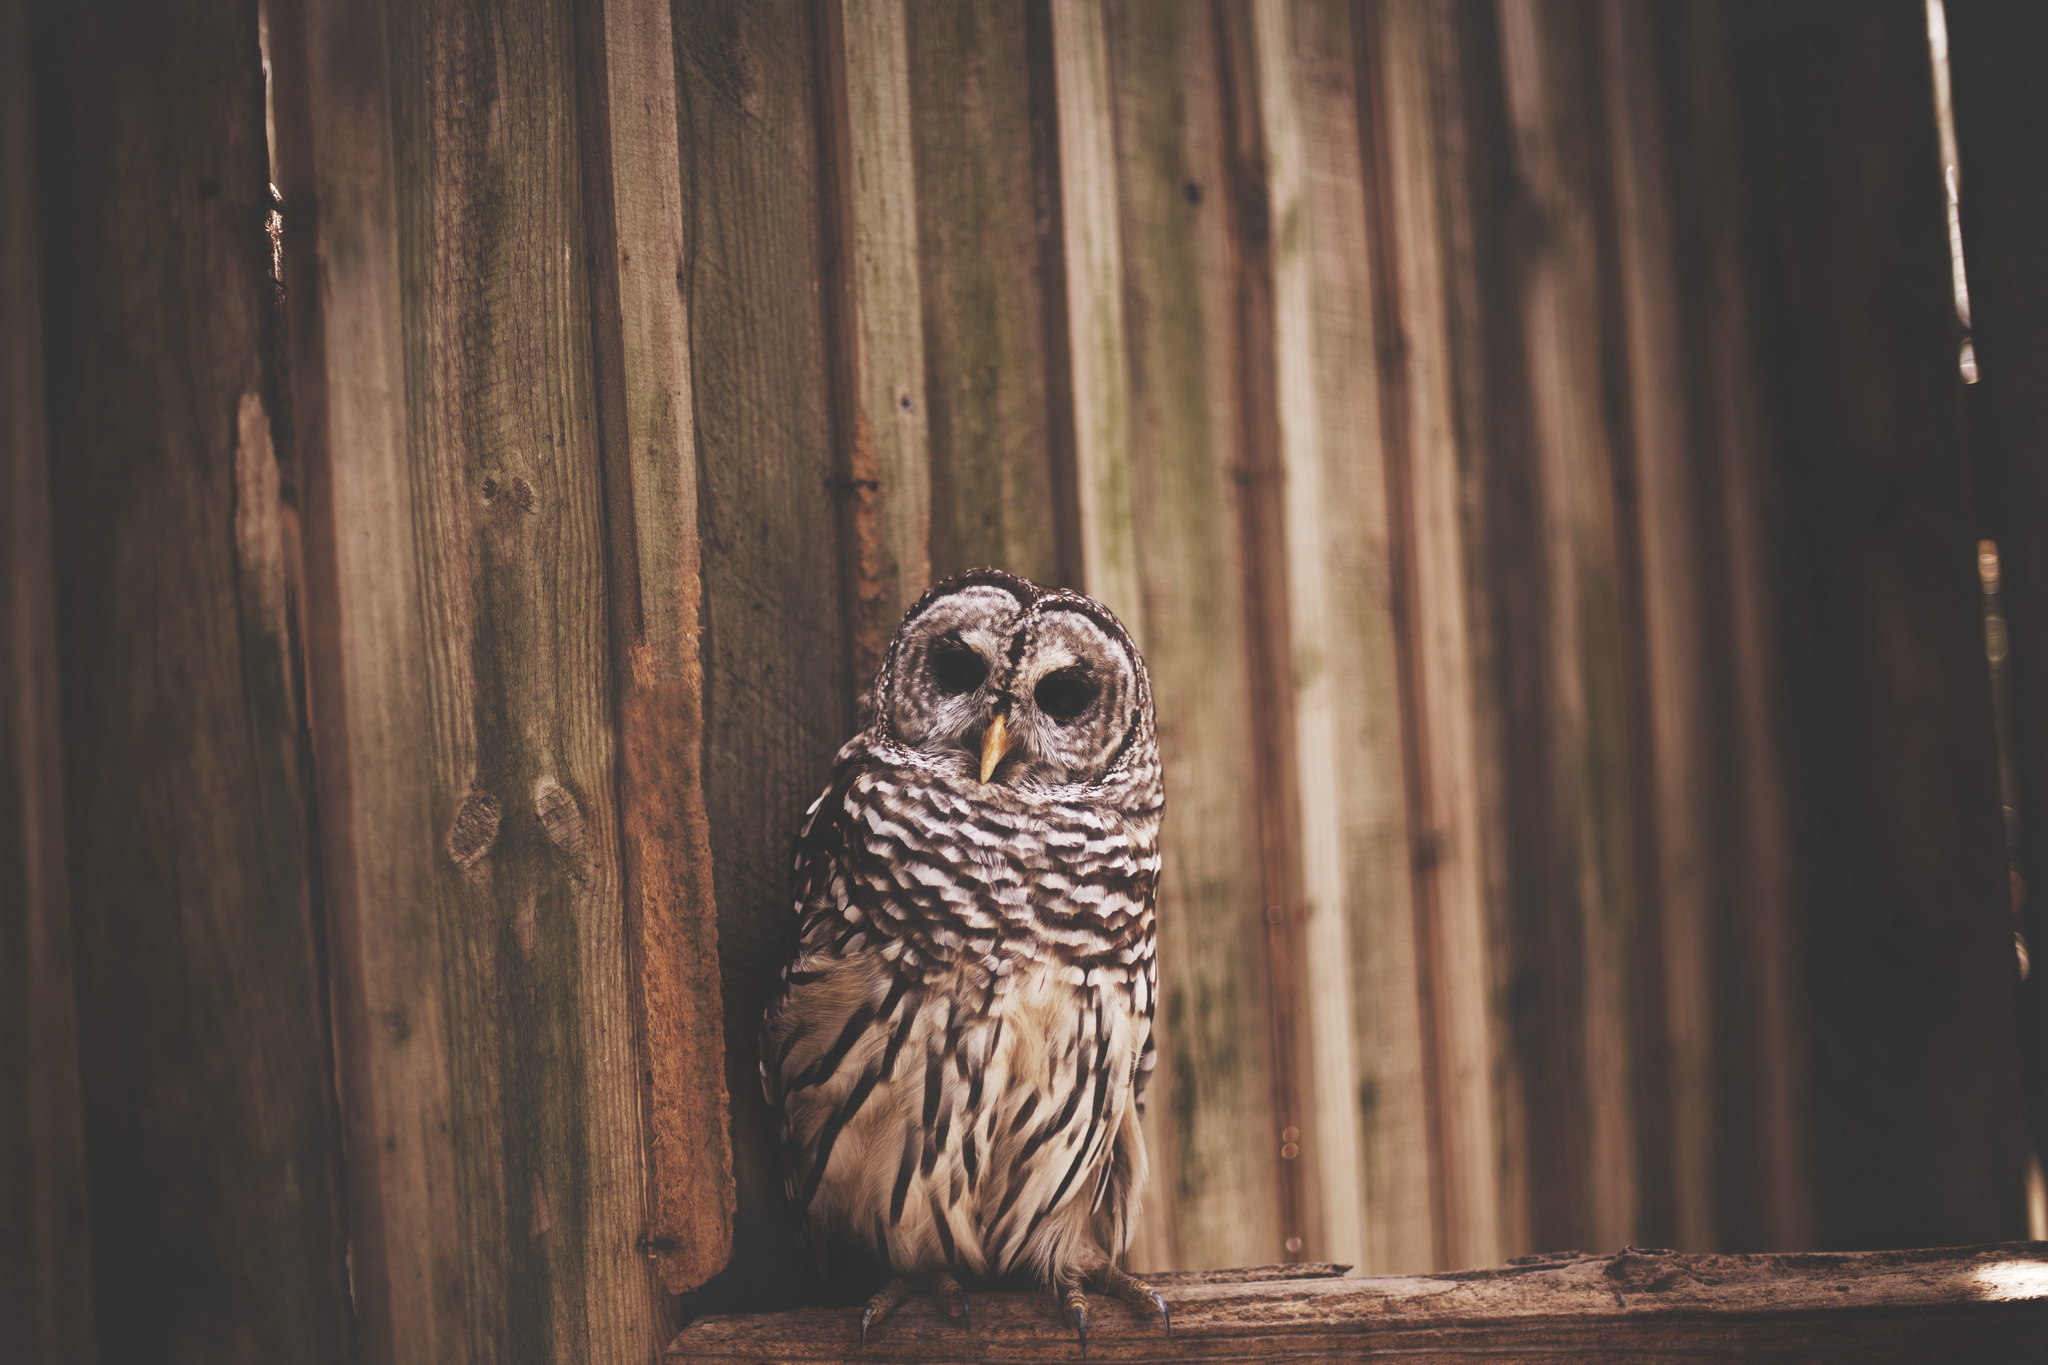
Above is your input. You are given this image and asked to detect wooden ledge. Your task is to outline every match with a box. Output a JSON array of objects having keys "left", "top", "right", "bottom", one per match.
[{"left": 667, "top": 1242, "right": 2048, "bottom": 1363}]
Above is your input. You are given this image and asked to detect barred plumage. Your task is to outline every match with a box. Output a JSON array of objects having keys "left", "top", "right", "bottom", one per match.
[{"left": 761, "top": 570, "right": 1166, "bottom": 1340}]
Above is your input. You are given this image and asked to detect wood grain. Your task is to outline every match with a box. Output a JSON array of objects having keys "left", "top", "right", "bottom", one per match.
[
  {"left": 576, "top": 0, "right": 735, "bottom": 1295},
  {"left": 33, "top": 0, "right": 353, "bottom": 1359},
  {"left": 1353, "top": 0, "right": 1502, "bottom": 1274},
  {"left": 1103, "top": 0, "right": 1284, "bottom": 1271},
  {"left": 1, "top": 0, "right": 95, "bottom": 1352},
  {"left": 1051, "top": 0, "right": 1145, "bottom": 636},
  {"left": 1727, "top": 0, "right": 2028, "bottom": 1249},
  {"left": 669, "top": 1241, "right": 2048, "bottom": 1364},
  {"left": 280, "top": 0, "right": 672, "bottom": 1353},
  {"left": 907, "top": 0, "right": 1076, "bottom": 586},
  {"left": 671, "top": 0, "right": 852, "bottom": 1314},
  {"left": 822, "top": 0, "right": 931, "bottom": 678}
]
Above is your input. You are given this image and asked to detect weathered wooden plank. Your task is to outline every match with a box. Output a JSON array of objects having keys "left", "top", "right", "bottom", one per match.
[
  {"left": 907, "top": 0, "right": 1076, "bottom": 585},
  {"left": 1354, "top": 0, "right": 1512, "bottom": 1273},
  {"left": 1253, "top": 0, "right": 1421, "bottom": 1273},
  {"left": 1051, "top": 0, "right": 1145, "bottom": 635},
  {"left": 669, "top": 1242, "right": 2048, "bottom": 1363},
  {"left": 1726, "top": 0, "right": 2027, "bottom": 1248},
  {"left": 1491, "top": 0, "right": 1654, "bottom": 1256},
  {"left": 1647, "top": 0, "right": 1812, "bottom": 1251},
  {"left": 822, "top": 0, "right": 931, "bottom": 679},
  {"left": 268, "top": 1, "right": 444, "bottom": 1356},
  {"left": 1, "top": 0, "right": 95, "bottom": 1352},
  {"left": 31, "top": 1, "right": 354, "bottom": 1360},
  {"left": 574, "top": 0, "right": 734, "bottom": 1295},
  {"left": 1948, "top": 0, "right": 2048, "bottom": 1181},
  {"left": 1594, "top": 0, "right": 1717, "bottom": 1252},
  {"left": 279, "top": 0, "right": 671, "bottom": 1354},
  {"left": 671, "top": 0, "right": 852, "bottom": 1312},
  {"left": 1101, "top": 0, "right": 1285, "bottom": 1271}
]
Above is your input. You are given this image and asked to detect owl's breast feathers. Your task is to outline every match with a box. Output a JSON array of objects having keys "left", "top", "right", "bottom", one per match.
[{"left": 762, "top": 736, "right": 1161, "bottom": 1282}]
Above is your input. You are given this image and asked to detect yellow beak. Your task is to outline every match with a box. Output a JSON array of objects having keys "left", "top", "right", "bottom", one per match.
[{"left": 979, "top": 712, "right": 1013, "bottom": 784}]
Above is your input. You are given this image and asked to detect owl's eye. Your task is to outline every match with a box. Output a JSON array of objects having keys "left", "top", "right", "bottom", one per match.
[
  {"left": 928, "top": 641, "right": 988, "bottom": 695},
  {"left": 1034, "top": 666, "right": 1097, "bottom": 722}
]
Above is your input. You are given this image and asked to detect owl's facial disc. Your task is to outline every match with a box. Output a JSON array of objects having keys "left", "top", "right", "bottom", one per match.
[
  {"left": 887, "top": 585, "right": 1021, "bottom": 753},
  {"left": 1000, "top": 607, "right": 1138, "bottom": 786}
]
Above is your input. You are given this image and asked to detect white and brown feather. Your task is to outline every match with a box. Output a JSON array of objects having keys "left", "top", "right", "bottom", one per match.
[{"left": 762, "top": 570, "right": 1162, "bottom": 1291}]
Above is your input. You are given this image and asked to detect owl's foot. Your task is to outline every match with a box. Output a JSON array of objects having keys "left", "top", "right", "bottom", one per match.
[
  {"left": 1091, "top": 1263, "right": 1171, "bottom": 1335},
  {"left": 858, "top": 1272, "right": 973, "bottom": 1346},
  {"left": 1056, "top": 1264, "right": 1168, "bottom": 1358}
]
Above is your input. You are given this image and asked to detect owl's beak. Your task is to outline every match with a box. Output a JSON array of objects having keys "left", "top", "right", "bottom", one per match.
[{"left": 978, "top": 712, "right": 1013, "bottom": 784}]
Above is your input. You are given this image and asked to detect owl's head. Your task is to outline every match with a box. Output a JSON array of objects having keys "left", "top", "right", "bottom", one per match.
[{"left": 869, "top": 569, "right": 1154, "bottom": 791}]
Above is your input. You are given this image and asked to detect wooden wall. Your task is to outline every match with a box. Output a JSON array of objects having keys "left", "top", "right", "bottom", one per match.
[{"left": 4, "top": 0, "right": 2034, "bottom": 1361}]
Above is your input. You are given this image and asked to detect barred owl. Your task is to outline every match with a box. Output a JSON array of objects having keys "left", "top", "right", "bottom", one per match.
[{"left": 761, "top": 569, "right": 1169, "bottom": 1346}]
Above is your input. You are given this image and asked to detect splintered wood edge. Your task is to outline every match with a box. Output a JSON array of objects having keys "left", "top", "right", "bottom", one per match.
[{"left": 667, "top": 1242, "right": 2048, "bottom": 1362}]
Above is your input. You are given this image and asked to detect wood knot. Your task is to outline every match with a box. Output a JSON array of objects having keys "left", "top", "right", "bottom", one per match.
[
  {"left": 447, "top": 783, "right": 502, "bottom": 869},
  {"left": 482, "top": 473, "right": 536, "bottom": 512},
  {"left": 534, "top": 776, "right": 588, "bottom": 867}
]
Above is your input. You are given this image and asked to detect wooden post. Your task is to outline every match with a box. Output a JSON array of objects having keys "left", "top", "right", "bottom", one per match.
[
  {"left": 1, "top": 0, "right": 95, "bottom": 1352},
  {"left": 31, "top": 0, "right": 354, "bottom": 1359}
]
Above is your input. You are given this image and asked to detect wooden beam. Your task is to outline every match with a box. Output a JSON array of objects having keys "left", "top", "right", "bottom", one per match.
[
  {"left": 669, "top": 1242, "right": 2048, "bottom": 1363},
  {"left": 1, "top": 0, "right": 95, "bottom": 1352}
]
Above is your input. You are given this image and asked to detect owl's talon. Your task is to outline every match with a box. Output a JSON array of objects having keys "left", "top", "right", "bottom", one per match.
[
  {"left": 933, "top": 1271, "right": 972, "bottom": 1332},
  {"left": 1068, "top": 1300, "right": 1088, "bottom": 1357},
  {"left": 858, "top": 1275, "right": 917, "bottom": 1347},
  {"left": 1152, "top": 1289, "right": 1171, "bottom": 1335}
]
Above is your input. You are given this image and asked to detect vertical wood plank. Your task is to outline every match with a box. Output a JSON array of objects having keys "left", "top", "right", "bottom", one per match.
[
  {"left": 1253, "top": 0, "right": 1426, "bottom": 1272},
  {"left": 1948, "top": 0, "right": 2048, "bottom": 1193},
  {"left": 1104, "top": 0, "right": 1284, "bottom": 1271},
  {"left": 1728, "top": 0, "right": 2027, "bottom": 1249},
  {"left": 268, "top": 0, "right": 445, "bottom": 1353},
  {"left": 576, "top": 0, "right": 735, "bottom": 1295},
  {"left": 1051, "top": 0, "right": 1145, "bottom": 636},
  {"left": 1492, "top": 0, "right": 1648, "bottom": 1254},
  {"left": 1662, "top": 2, "right": 1810, "bottom": 1252},
  {"left": 672, "top": 0, "right": 850, "bottom": 1311},
  {"left": 280, "top": 0, "right": 673, "bottom": 1353},
  {"left": 907, "top": 0, "right": 1076, "bottom": 586},
  {"left": 1595, "top": 0, "right": 1716, "bottom": 1251},
  {"left": 1, "top": 0, "right": 96, "bottom": 1349},
  {"left": 1355, "top": 0, "right": 1506, "bottom": 1274},
  {"left": 823, "top": 0, "right": 932, "bottom": 679},
  {"left": 33, "top": 0, "right": 355, "bottom": 1358}
]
